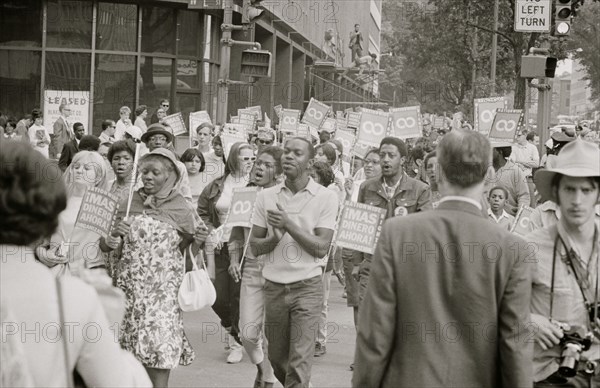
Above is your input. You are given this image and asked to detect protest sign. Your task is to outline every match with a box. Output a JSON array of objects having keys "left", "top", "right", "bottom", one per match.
[
  {"left": 221, "top": 131, "right": 246, "bottom": 159},
  {"left": 297, "top": 123, "right": 311, "bottom": 140},
  {"left": 231, "top": 115, "right": 239, "bottom": 123},
  {"left": 245, "top": 106, "right": 262, "bottom": 120},
  {"left": 335, "top": 131, "right": 356, "bottom": 156},
  {"left": 302, "top": 98, "right": 330, "bottom": 129},
  {"left": 336, "top": 201, "right": 387, "bottom": 254},
  {"left": 474, "top": 97, "right": 507, "bottom": 134},
  {"left": 189, "top": 110, "right": 212, "bottom": 146},
  {"left": 280, "top": 109, "right": 301, "bottom": 134},
  {"left": 488, "top": 109, "right": 523, "bottom": 143},
  {"left": 352, "top": 140, "right": 372, "bottom": 159},
  {"left": 347, "top": 112, "right": 362, "bottom": 129},
  {"left": 74, "top": 187, "right": 119, "bottom": 239},
  {"left": 238, "top": 110, "right": 257, "bottom": 133},
  {"left": 336, "top": 116, "right": 348, "bottom": 132},
  {"left": 390, "top": 106, "right": 422, "bottom": 139},
  {"left": 162, "top": 112, "right": 187, "bottom": 136},
  {"left": 511, "top": 206, "right": 534, "bottom": 236},
  {"left": 433, "top": 116, "right": 445, "bottom": 129},
  {"left": 320, "top": 117, "right": 337, "bottom": 133},
  {"left": 357, "top": 108, "right": 389, "bottom": 147},
  {"left": 225, "top": 187, "right": 258, "bottom": 228}
]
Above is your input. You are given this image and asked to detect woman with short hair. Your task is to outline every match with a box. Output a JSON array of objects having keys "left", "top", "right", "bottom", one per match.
[
  {"left": 182, "top": 147, "right": 207, "bottom": 203},
  {"left": 115, "top": 106, "right": 132, "bottom": 141},
  {"left": 0, "top": 142, "right": 151, "bottom": 387},
  {"left": 108, "top": 140, "right": 137, "bottom": 203},
  {"left": 134, "top": 105, "right": 148, "bottom": 133},
  {"left": 27, "top": 108, "right": 51, "bottom": 158}
]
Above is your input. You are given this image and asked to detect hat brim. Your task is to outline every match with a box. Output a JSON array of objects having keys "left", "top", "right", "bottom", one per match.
[
  {"left": 490, "top": 141, "right": 514, "bottom": 148},
  {"left": 141, "top": 129, "right": 174, "bottom": 144},
  {"left": 535, "top": 167, "right": 600, "bottom": 202}
]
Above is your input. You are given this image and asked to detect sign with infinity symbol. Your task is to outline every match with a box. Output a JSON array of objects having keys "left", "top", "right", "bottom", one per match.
[
  {"left": 280, "top": 109, "right": 301, "bottom": 134},
  {"left": 357, "top": 108, "right": 390, "bottom": 147},
  {"left": 390, "top": 106, "right": 422, "bottom": 139},
  {"left": 352, "top": 140, "right": 372, "bottom": 159},
  {"left": 226, "top": 187, "right": 258, "bottom": 228},
  {"left": 488, "top": 109, "right": 523, "bottom": 143},
  {"left": 510, "top": 206, "right": 534, "bottom": 237},
  {"left": 474, "top": 97, "right": 507, "bottom": 134},
  {"left": 320, "top": 117, "right": 337, "bottom": 133},
  {"left": 335, "top": 130, "right": 356, "bottom": 155},
  {"left": 302, "top": 98, "right": 330, "bottom": 129}
]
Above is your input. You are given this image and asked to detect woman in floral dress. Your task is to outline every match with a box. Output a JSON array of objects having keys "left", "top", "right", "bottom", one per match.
[{"left": 103, "top": 148, "right": 208, "bottom": 387}]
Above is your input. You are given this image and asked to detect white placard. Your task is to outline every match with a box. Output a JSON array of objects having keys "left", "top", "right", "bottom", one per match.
[{"left": 43, "top": 90, "right": 90, "bottom": 134}]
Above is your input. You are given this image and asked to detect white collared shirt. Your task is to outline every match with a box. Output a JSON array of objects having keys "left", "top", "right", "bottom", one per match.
[{"left": 438, "top": 195, "right": 482, "bottom": 210}]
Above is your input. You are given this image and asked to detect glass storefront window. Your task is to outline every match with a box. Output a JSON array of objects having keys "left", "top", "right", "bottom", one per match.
[
  {"left": 45, "top": 52, "right": 91, "bottom": 91},
  {"left": 97, "top": 3, "right": 137, "bottom": 52},
  {"left": 0, "top": 50, "right": 41, "bottom": 119},
  {"left": 0, "top": 0, "right": 42, "bottom": 47},
  {"left": 94, "top": 54, "right": 136, "bottom": 135},
  {"left": 139, "top": 57, "right": 173, "bottom": 112},
  {"left": 47, "top": 0, "right": 93, "bottom": 49},
  {"left": 179, "top": 10, "right": 202, "bottom": 58},
  {"left": 177, "top": 59, "right": 200, "bottom": 90},
  {"left": 141, "top": 6, "right": 175, "bottom": 55}
]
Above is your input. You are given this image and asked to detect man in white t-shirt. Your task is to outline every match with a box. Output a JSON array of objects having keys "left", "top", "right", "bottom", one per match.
[{"left": 250, "top": 137, "right": 338, "bottom": 387}]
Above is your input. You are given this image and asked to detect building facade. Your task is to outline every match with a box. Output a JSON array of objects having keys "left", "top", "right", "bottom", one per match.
[{"left": 0, "top": 0, "right": 382, "bottom": 136}]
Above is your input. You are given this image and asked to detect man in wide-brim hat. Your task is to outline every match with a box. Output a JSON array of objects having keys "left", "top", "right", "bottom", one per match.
[
  {"left": 526, "top": 138, "right": 600, "bottom": 385},
  {"left": 141, "top": 123, "right": 174, "bottom": 148}
]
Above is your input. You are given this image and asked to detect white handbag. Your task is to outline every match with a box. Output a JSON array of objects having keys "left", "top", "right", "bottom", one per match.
[{"left": 178, "top": 247, "right": 216, "bottom": 312}]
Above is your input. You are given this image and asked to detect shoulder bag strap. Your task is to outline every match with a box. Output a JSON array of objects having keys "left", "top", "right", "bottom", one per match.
[{"left": 55, "top": 277, "right": 74, "bottom": 388}]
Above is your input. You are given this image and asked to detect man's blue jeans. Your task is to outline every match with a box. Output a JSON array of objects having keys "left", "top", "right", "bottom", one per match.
[{"left": 264, "top": 275, "right": 323, "bottom": 388}]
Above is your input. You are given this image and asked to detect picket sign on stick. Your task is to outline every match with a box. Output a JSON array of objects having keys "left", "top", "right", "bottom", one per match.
[
  {"left": 335, "top": 201, "right": 387, "bottom": 254},
  {"left": 302, "top": 98, "right": 330, "bottom": 129},
  {"left": 474, "top": 97, "right": 507, "bottom": 135},
  {"left": 488, "top": 109, "right": 523, "bottom": 143},
  {"left": 162, "top": 112, "right": 187, "bottom": 136},
  {"left": 389, "top": 106, "right": 422, "bottom": 139},
  {"left": 325, "top": 203, "right": 346, "bottom": 272},
  {"left": 74, "top": 187, "right": 120, "bottom": 241},
  {"left": 356, "top": 108, "right": 390, "bottom": 147},
  {"left": 223, "top": 187, "right": 259, "bottom": 271},
  {"left": 510, "top": 206, "right": 534, "bottom": 236},
  {"left": 125, "top": 143, "right": 142, "bottom": 219}
]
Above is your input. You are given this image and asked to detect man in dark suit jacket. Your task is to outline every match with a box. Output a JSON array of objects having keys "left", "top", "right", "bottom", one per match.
[
  {"left": 50, "top": 103, "right": 73, "bottom": 160},
  {"left": 353, "top": 130, "right": 533, "bottom": 388},
  {"left": 58, "top": 122, "right": 86, "bottom": 171}
]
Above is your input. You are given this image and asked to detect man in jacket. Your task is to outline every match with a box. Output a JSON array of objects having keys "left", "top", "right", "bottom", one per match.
[
  {"left": 353, "top": 130, "right": 533, "bottom": 388},
  {"left": 58, "top": 122, "right": 86, "bottom": 171},
  {"left": 50, "top": 103, "right": 73, "bottom": 160},
  {"left": 353, "top": 137, "right": 431, "bottom": 304}
]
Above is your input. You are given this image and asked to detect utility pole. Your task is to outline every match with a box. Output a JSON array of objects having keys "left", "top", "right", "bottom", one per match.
[
  {"left": 217, "top": 0, "right": 233, "bottom": 126},
  {"left": 490, "top": 0, "right": 499, "bottom": 95}
]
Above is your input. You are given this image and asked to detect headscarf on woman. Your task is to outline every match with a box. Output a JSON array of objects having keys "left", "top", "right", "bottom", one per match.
[{"left": 118, "top": 148, "right": 196, "bottom": 236}]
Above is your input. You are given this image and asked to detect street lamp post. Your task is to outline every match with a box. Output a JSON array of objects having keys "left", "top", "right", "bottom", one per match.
[{"left": 490, "top": 0, "right": 499, "bottom": 95}]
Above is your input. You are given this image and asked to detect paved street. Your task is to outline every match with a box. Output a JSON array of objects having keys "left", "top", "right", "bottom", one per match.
[{"left": 172, "top": 281, "right": 355, "bottom": 388}]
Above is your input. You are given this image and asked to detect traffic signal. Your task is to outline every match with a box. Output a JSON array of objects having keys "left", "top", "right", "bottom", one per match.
[
  {"left": 242, "top": 0, "right": 264, "bottom": 24},
  {"left": 521, "top": 55, "right": 558, "bottom": 78},
  {"left": 553, "top": 0, "right": 572, "bottom": 36},
  {"left": 240, "top": 49, "right": 272, "bottom": 78}
]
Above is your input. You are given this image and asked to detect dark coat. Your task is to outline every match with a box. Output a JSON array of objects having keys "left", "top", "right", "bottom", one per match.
[
  {"left": 58, "top": 139, "right": 79, "bottom": 172},
  {"left": 352, "top": 199, "right": 533, "bottom": 388}
]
